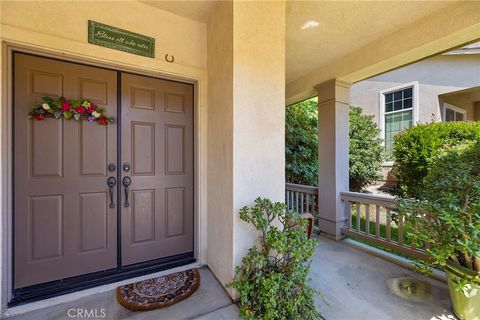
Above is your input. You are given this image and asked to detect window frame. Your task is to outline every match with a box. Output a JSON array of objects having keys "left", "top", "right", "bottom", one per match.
[
  {"left": 443, "top": 102, "right": 467, "bottom": 122},
  {"left": 379, "top": 82, "right": 419, "bottom": 165}
]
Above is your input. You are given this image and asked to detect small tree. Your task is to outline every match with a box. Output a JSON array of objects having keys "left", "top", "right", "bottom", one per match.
[
  {"left": 285, "top": 98, "right": 318, "bottom": 186},
  {"left": 349, "top": 106, "right": 384, "bottom": 191},
  {"left": 229, "top": 198, "right": 321, "bottom": 320},
  {"left": 397, "top": 141, "right": 480, "bottom": 278}
]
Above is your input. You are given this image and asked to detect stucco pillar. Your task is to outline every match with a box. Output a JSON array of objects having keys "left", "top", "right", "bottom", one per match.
[
  {"left": 207, "top": 0, "right": 285, "bottom": 297},
  {"left": 315, "top": 79, "right": 350, "bottom": 239}
]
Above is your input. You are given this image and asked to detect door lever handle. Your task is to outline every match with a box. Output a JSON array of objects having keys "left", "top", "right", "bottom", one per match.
[
  {"left": 107, "top": 176, "right": 117, "bottom": 208},
  {"left": 122, "top": 176, "right": 132, "bottom": 208}
]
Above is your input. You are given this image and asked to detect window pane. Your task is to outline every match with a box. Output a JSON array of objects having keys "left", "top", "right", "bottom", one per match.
[
  {"left": 456, "top": 112, "right": 464, "bottom": 122},
  {"left": 403, "top": 88, "right": 412, "bottom": 98},
  {"left": 393, "top": 91, "right": 402, "bottom": 101},
  {"left": 403, "top": 111, "right": 412, "bottom": 121},
  {"left": 385, "top": 93, "right": 393, "bottom": 103},
  {"left": 403, "top": 98, "right": 412, "bottom": 109},
  {"left": 445, "top": 108, "right": 455, "bottom": 122},
  {"left": 394, "top": 100, "right": 402, "bottom": 111},
  {"left": 385, "top": 110, "right": 413, "bottom": 160},
  {"left": 385, "top": 102, "right": 393, "bottom": 112}
]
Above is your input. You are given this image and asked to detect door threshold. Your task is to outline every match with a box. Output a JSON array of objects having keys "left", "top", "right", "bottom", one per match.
[{"left": 9, "top": 252, "right": 195, "bottom": 307}]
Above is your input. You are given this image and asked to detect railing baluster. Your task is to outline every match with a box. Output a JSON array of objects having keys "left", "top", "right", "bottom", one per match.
[
  {"left": 294, "top": 192, "right": 299, "bottom": 212},
  {"left": 365, "top": 204, "right": 370, "bottom": 235},
  {"left": 336, "top": 190, "right": 427, "bottom": 261},
  {"left": 398, "top": 212, "right": 404, "bottom": 245},
  {"left": 307, "top": 193, "right": 313, "bottom": 214},
  {"left": 356, "top": 203, "right": 361, "bottom": 232},
  {"left": 347, "top": 201, "right": 352, "bottom": 229},
  {"left": 285, "top": 190, "right": 288, "bottom": 210},
  {"left": 300, "top": 193, "right": 304, "bottom": 213},
  {"left": 386, "top": 208, "right": 391, "bottom": 241},
  {"left": 289, "top": 190, "right": 293, "bottom": 210}
]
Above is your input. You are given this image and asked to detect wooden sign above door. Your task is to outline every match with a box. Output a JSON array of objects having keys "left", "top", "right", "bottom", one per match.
[{"left": 88, "top": 20, "right": 155, "bottom": 58}]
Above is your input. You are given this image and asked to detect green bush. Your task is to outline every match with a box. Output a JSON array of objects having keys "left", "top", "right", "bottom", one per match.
[
  {"left": 393, "top": 121, "right": 480, "bottom": 198},
  {"left": 229, "top": 198, "right": 321, "bottom": 320},
  {"left": 286, "top": 99, "right": 384, "bottom": 191},
  {"left": 349, "top": 106, "right": 384, "bottom": 191},
  {"left": 285, "top": 98, "right": 318, "bottom": 186},
  {"left": 396, "top": 141, "right": 480, "bottom": 283}
]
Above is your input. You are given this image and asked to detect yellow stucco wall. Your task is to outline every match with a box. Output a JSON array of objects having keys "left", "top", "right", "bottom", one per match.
[
  {"left": 206, "top": 0, "right": 235, "bottom": 297},
  {"left": 0, "top": 0, "right": 209, "bottom": 308},
  {"left": 206, "top": 0, "right": 286, "bottom": 298},
  {"left": 232, "top": 0, "right": 286, "bottom": 276},
  {"left": 1, "top": 0, "right": 206, "bottom": 70}
]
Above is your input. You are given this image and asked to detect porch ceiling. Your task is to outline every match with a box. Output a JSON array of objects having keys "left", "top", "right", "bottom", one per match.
[
  {"left": 139, "top": 1, "right": 480, "bottom": 105},
  {"left": 139, "top": 0, "right": 217, "bottom": 23},
  {"left": 441, "top": 86, "right": 480, "bottom": 109},
  {"left": 285, "top": 0, "right": 454, "bottom": 84}
]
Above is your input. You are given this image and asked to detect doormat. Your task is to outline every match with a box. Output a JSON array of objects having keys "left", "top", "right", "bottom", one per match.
[{"left": 116, "top": 269, "right": 200, "bottom": 311}]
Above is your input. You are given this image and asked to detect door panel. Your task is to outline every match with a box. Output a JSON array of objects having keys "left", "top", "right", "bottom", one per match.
[
  {"left": 14, "top": 54, "right": 194, "bottom": 291},
  {"left": 121, "top": 73, "right": 194, "bottom": 266},
  {"left": 14, "top": 54, "right": 118, "bottom": 289}
]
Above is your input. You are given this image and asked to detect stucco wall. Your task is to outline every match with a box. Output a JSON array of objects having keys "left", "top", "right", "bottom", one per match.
[
  {"left": 0, "top": 0, "right": 208, "bottom": 309},
  {"left": 350, "top": 54, "right": 480, "bottom": 124},
  {"left": 206, "top": 0, "right": 234, "bottom": 295},
  {"left": 206, "top": 0, "right": 286, "bottom": 297},
  {"left": 231, "top": 0, "right": 286, "bottom": 274}
]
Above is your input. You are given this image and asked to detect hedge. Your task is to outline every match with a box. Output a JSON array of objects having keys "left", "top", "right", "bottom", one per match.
[{"left": 393, "top": 121, "right": 480, "bottom": 198}]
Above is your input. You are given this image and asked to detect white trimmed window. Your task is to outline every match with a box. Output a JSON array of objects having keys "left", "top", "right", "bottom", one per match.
[
  {"left": 380, "top": 83, "right": 418, "bottom": 161},
  {"left": 443, "top": 103, "right": 466, "bottom": 122}
]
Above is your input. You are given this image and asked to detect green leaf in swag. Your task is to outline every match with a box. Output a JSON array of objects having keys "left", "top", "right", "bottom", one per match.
[
  {"left": 73, "top": 113, "right": 81, "bottom": 120},
  {"left": 42, "top": 96, "right": 54, "bottom": 104},
  {"left": 52, "top": 100, "right": 61, "bottom": 108},
  {"left": 63, "top": 111, "right": 72, "bottom": 119},
  {"left": 53, "top": 110, "right": 62, "bottom": 119},
  {"left": 70, "top": 100, "right": 81, "bottom": 107}
]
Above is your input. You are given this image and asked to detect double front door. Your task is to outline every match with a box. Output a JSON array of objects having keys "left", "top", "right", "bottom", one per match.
[{"left": 13, "top": 53, "right": 194, "bottom": 289}]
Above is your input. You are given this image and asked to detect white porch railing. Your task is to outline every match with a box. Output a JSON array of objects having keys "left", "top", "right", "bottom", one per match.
[
  {"left": 285, "top": 183, "right": 318, "bottom": 216},
  {"left": 340, "top": 191, "right": 427, "bottom": 260}
]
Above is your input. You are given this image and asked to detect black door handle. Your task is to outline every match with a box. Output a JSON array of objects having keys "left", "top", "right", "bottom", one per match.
[
  {"left": 122, "top": 176, "right": 131, "bottom": 207},
  {"left": 107, "top": 176, "right": 117, "bottom": 208}
]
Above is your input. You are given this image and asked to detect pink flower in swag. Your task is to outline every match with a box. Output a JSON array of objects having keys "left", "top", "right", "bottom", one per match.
[
  {"left": 86, "top": 104, "right": 97, "bottom": 113},
  {"left": 62, "top": 100, "right": 71, "bottom": 111},
  {"left": 74, "top": 106, "right": 86, "bottom": 114},
  {"left": 87, "top": 116, "right": 96, "bottom": 122}
]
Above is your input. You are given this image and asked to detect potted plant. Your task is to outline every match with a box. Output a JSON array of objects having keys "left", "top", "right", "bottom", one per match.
[
  {"left": 397, "top": 141, "right": 480, "bottom": 320},
  {"left": 228, "top": 197, "right": 321, "bottom": 320}
]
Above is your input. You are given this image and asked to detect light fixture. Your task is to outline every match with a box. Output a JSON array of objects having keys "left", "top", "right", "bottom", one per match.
[{"left": 301, "top": 20, "right": 319, "bottom": 30}]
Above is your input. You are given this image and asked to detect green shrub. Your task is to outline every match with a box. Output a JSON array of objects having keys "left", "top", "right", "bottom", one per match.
[
  {"left": 349, "top": 106, "right": 384, "bottom": 191},
  {"left": 229, "top": 198, "right": 321, "bottom": 320},
  {"left": 393, "top": 121, "right": 480, "bottom": 198},
  {"left": 286, "top": 98, "right": 318, "bottom": 186},
  {"left": 286, "top": 99, "right": 384, "bottom": 191},
  {"left": 396, "top": 141, "right": 480, "bottom": 284}
]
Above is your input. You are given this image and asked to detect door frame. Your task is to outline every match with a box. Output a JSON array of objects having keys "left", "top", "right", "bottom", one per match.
[{"left": 1, "top": 42, "right": 203, "bottom": 308}]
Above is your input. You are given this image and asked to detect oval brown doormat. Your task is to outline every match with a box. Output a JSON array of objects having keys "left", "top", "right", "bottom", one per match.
[{"left": 116, "top": 269, "right": 200, "bottom": 311}]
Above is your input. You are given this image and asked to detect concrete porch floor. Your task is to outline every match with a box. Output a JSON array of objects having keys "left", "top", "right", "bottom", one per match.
[
  {"left": 4, "top": 237, "right": 455, "bottom": 320},
  {"left": 313, "top": 237, "right": 455, "bottom": 320}
]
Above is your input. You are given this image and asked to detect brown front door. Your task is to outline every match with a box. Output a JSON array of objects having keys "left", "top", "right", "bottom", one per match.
[
  {"left": 120, "top": 73, "right": 194, "bottom": 266},
  {"left": 14, "top": 53, "right": 118, "bottom": 288},
  {"left": 13, "top": 54, "right": 194, "bottom": 291}
]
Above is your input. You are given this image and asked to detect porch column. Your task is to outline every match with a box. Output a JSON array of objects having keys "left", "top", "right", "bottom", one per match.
[
  {"left": 207, "top": 0, "right": 286, "bottom": 297},
  {"left": 316, "top": 79, "right": 351, "bottom": 239}
]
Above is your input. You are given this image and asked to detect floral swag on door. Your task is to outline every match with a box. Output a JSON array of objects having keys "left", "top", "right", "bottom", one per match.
[{"left": 29, "top": 96, "right": 112, "bottom": 125}]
